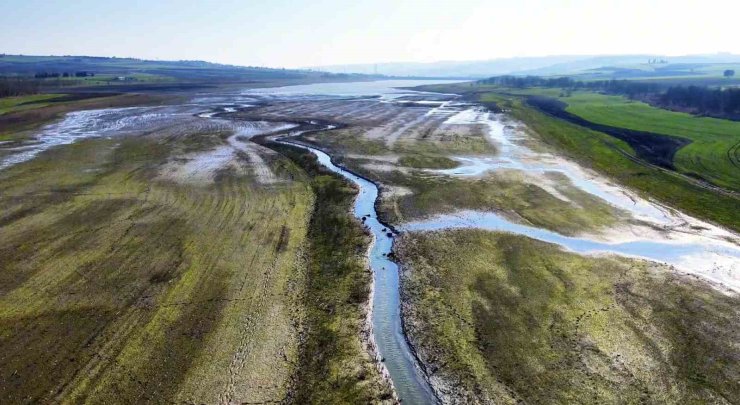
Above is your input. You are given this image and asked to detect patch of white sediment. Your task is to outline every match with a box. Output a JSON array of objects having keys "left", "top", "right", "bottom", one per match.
[
  {"left": 0, "top": 106, "right": 193, "bottom": 171},
  {"left": 160, "top": 146, "right": 237, "bottom": 184},
  {"left": 161, "top": 118, "right": 299, "bottom": 185}
]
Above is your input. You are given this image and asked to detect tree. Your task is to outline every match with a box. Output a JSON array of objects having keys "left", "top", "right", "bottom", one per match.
[{"left": 724, "top": 69, "right": 735, "bottom": 78}]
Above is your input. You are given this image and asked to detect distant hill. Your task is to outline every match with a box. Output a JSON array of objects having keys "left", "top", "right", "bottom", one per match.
[
  {"left": 313, "top": 53, "right": 740, "bottom": 78},
  {"left": 0, "top": 54, "right": 377, "bottom": 83}
]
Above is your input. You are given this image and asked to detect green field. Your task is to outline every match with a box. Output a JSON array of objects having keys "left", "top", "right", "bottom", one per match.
[
  {"left": 397, "top": 229, "right": 740, "bottom": 404},
  {"left": 30, "top": 73, "right": 177, "bottom": 87},
  {"left": 0, "top": 94, "right": 65, "bottom": 115},
  {"left": 458, "top": 86, "right": 740, "bottom": 191},
  {"left": 562, "top": 92, "right": 740, "bottom": 190}
]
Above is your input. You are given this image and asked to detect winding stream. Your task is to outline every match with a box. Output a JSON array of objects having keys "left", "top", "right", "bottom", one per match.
[{"left": 276, "top": 137, "right": 437, "bottom": 404}]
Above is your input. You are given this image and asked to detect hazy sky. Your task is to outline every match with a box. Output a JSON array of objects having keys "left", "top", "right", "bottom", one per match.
[{"left": 1, "top": 0, "right": 736, "bottom": 68}]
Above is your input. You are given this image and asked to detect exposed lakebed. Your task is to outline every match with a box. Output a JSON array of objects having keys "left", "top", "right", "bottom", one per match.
[{"left": 3, "top": 80, "right": 738, "bottom": 404}]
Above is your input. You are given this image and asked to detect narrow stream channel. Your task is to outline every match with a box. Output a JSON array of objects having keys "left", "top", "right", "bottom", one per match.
[{"left": 276, "top": 137, "right": 438, "bottom": 404}]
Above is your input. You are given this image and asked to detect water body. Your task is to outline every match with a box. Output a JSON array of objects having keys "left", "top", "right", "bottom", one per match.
[
  {"left": 276, "top": 137, "right": 437, "bottom": 404},
  {"left": 401, "top": 210, "right": 740, "bottom": 292},
  {"left": 244, "top": 79, "right": 462, "bottom": 100}
]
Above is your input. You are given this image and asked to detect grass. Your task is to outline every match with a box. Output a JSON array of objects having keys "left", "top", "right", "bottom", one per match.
[
  {"left": 311, "top": 127, "right": 390, "bottom": 156},
  {"left": 271, "top": 144, "right": 394, "bottom": 403},
  {"left": 515, "top": 97, "right": 740, "bottom": 230},
  {"left": 397, "top": 229, "right": 740, "bottom": 404},
  {"left": 368, "top": 168, "right": 623, "bottom": 235},
  {"left": 561, "top": 92, "right": 740, "bottom": 190},
  {"left": 397, "top": 154, "right": 459, "bottom": 169},
  {"left": 30, "top": 73, "right": 178, "bottom": 87},
  {"left": 0, "top": 94, "right": 64, "bottom": 115},
  {"left": 0, "top": 123, "right": 315, "bottom": 402},
  {"left": 472, "top": 87, "right": 740, "bottom": 191}
]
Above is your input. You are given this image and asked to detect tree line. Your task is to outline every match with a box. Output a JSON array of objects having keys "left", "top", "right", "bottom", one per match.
[
  {"left": 34, "top": 71, "right": 95, "bottom": 78},
  {"left": 0, "top": 77, "right": 40, "bottom": 97},
  {"left": 478, "top": 75, "right": 661, "bottom": 95},
  {"left": 479, "top": 75, "right": 740, "bottom": 118},
  {"left": 660, "top": 85, "right": 740, "bottom": 117}
]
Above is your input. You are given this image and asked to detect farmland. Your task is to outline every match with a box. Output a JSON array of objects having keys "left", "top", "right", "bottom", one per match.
[{"left": 562, "top": 92, "right": 740, "bottom": 190}]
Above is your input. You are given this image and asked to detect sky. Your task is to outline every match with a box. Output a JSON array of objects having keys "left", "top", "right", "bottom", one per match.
[{"left": 1, "top": 0, "right": 737, "bottom": 68}]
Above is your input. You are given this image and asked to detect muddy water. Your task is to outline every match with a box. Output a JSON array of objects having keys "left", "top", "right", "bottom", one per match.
[{"left": 277, "top": 138, "right": 437, "bottom": 404}]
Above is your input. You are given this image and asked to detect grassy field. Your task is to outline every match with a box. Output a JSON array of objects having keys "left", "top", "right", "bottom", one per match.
[
  {"left": 397, "top": 154, "right": 459, "bottom": 169},
  {"left": 366, "top": 168, "right": 623, "bottom": 235},
  {"left": 29, "top": 73, "right": 178, "bottom": 88},
  {"left": 511, "top": 95, "right": 740, "bottom": 230},
  {"left": 561, "top": 92, "right": 740, "bottom": 190},
  {"left": 453, "top": 86, "right": 740, "bottom": 191},
  {"left": 0, "top": 94, "right": 65, "bottom": 115},
  {"left": 397, "top": 229, "right": 740, "bottom": 404}
]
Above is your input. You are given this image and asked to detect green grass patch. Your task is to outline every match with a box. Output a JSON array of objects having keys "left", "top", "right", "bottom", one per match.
[
  {"left": 561, "top": 92, "right": 740, "bottom": 190},
  {"left": 0, "top": 93, "right": 64, "bottom": 115},
  {"left": 398, "top": 154, "right": 459, "bottom": 169},
  {"left": 512, "top": 97, "right": 740, "bottom": 230},
  {"left": 370, "top": 168, "right": 622, "bottom": 235},
  {"left": 311, "top": 128, "right": 390, "bottom": 156}
]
